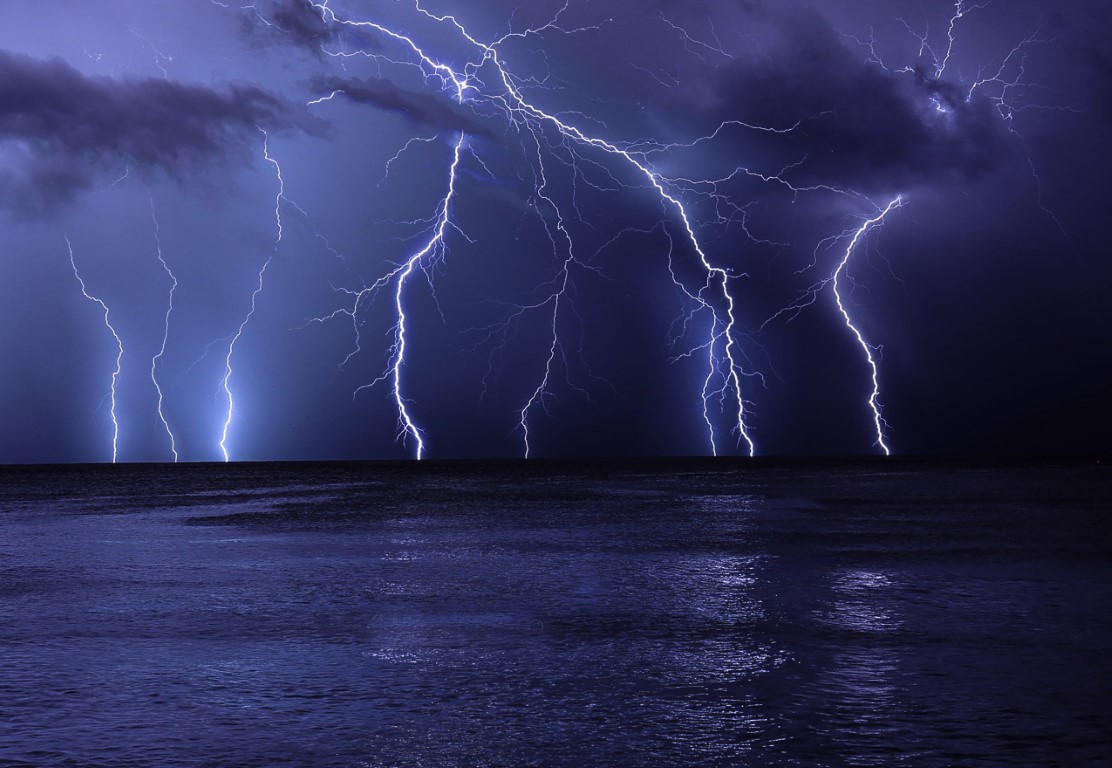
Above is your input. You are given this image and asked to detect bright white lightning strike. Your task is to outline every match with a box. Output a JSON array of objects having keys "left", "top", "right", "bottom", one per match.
[
  {"left": 149, "top": 199, "right": 180, "bottom": 462},
  {"left": 237, "top": 1, "right": 956, "bottom": 459},
  {"left": 833, "top": 196, "right": 904, "bottom": 456},
  {"left": 259, "top": 0, "right": 760, "bottom": 455},
  {"left": 307, "top": 89, "right": 344, "bottom": 106},
  {"left": 67, "top": 235, "right": 124, "bottom": 463},
  {"left": 514, "top": 136, "right": 583, "bottom": 460},
  {"left": 402, "top": 1, "right": 757, "bottom": 456},
  {"left": 354, "top": 134, "right": 467, "bottom": 460},
  {"left": 219, "top": 128, "right": 284, "bottom": 462}
]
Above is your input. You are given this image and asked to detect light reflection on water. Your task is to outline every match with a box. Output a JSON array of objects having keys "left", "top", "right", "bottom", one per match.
[
  {"left": 0, "top": 460, "right": 1109, "bottom": 767},
  {"left": 823, "top": 569, "right": 902, "bottom": 633}
]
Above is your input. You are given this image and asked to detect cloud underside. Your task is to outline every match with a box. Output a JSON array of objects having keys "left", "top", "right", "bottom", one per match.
[
  {"left": 0, "top": 49, "right": 316, "bottom": 213},
  {"left": 311, "top": 75, "right": 493, "bottom": 137},
  {"left": 683, "top": 9, "right": 1013, "bottom": 192}
]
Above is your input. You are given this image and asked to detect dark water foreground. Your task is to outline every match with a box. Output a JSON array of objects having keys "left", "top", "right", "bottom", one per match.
[{"left": 0, "top": 458, "right": 1109, "bottom": 767}]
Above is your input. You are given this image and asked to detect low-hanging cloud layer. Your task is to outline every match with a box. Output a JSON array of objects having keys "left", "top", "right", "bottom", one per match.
[{"left": 0, "top": 49, "right": 321, "bottom": 213}]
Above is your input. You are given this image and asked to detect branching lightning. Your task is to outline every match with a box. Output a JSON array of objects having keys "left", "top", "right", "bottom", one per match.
[
  {"left": 286, "top": 0, "right": 765, "bottom": 456},
  {"left": 67, "top": 235, "right": 124, "bottom": 463},
  {"left": 832, "top": 197, "right": 904, "bottom": 455},
  {"left": 149, "top": 198, "right": 180, "bottom": 462},
  {"left": 305, "top": 134, "right": 466, "bottom": 459},
  {"left": 47, "top": 0, "right": 1067, "bottom": 462},
  {"left": 851, "top": 0, "right": 1074, "bottom": 234},
  {"left": 219, "top": 128, "right": 285, "bottom": 462},
  {"left": 378, "top": 134, "right": 465, "bottom": 459},
  {"left": 512, "top": 134, "right": 590, "bottom": 460},
  {"left": 0, "top": 0, "right": 1083, "bottom": 466}
]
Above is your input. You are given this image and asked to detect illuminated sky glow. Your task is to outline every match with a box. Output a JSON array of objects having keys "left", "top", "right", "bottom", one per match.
[{"left": 0, "top": 0, "right": 1107, "bottom": 462}]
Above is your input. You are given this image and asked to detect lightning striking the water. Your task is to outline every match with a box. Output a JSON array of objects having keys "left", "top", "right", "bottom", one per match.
[
  {"left": 308, "top": 0, "right": 764, "bottom": 456},
  {"left": 219, "top": 129, "right": 285, "bottom": 462},
  {"left": 359, "top": 133, "right": 466, "bottom": 460},
  {"left": 67, "top": 235, "right": 124, "bottom": 463},
  {"left": 757, "top": 195, "right": 904, "bottom": 452},
  {"left": 512, "top": 138, "right": 587, "bottom": 460},
  {"left": 4, "top": 0, "right": 1091, "bottom": 463},
  {"left": 148, "top": 198, "right": 180, "bottom": 462},
  {"left": 833, "top": 197, "right": 904, "bottom": 455}
]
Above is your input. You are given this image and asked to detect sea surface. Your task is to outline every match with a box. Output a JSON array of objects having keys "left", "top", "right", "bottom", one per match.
[{"left": 0, "top": 458, "right": 1109, "bottom": 767}]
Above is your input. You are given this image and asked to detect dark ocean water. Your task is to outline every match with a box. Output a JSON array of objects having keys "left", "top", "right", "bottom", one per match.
[{"left": 0, "top": 458, "right": 1109, "bottom": 767}]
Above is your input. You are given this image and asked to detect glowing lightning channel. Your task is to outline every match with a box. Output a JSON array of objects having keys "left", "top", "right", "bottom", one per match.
[
  {"left": 832, "top": 196, "right": 904, "bottom": 456},
  {"left": 858, "top": 4, "right": 1075, "bottom": 238},
  {"left": 148, "top": 198, "right": 180, "bottom": 462},
  {"left": 357, "top": 133, "right": 467, "bottom": 460},
  {"left": 67, "top": 235, "right": 124, "bottom": 463},
  {"left": 514, "top": 135, "right": 584, "bottom": 460},
  {"left": 219, "top": 129, "right": 284, "bottom": 462},
  {"left": 307, "top": 89, "right": 344, "bottom": 106},
  {"left": 208, "top": 0, "right": 1078, "bottom": 460},
  {"left": 409, "top": 1, "right": 757, "bottom": 456},
  {"left": 509, "top": 93, "right": 757, "bottom": 457},
  {"left": 936, "top": 1, "right": 988, "bottom": 80},
  {"left": 269, "top": 1, "right": 779, "bottom": 457}
]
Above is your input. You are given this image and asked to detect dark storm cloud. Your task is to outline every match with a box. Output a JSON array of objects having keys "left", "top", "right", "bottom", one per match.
[
  {"left": 0, "top": 49, "right": 321, "bottom": 213},
  {"left": 1083, "top": 49, "right": 1112, "bottom": 125},
  {"left": 233, "top": 0, "right": 341, "bottom": 51},
  {"left": 311, "top": 75, "right": 493, "bottom": 137},
  {"left": 700, "top": 9, "right": 1013, "bottom": 190},
  {"left": 268, "top": 0, "right": 334, "bottom": 47},
  {"left": 229, "top": 0, "right": 392, "bottom": 57}
]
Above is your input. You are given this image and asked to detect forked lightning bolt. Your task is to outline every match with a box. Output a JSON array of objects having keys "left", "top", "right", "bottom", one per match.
[
  {"left": 219, "top": 129, "right": 284, "bottom": 462},
  {"left": 149, "top": 198, "right": 180, "bottom": 462},
  {"left": 290, "top": 0, "right": 758, "bottom": 456},
  {"left": 387, "top": 135, "right": 465, "bottom": 458},
  {"left": 833, "top": 197, "right": 904, "bottom": 455},
  {"left": 310, "top": 134, "right": 467, "bottom": 459},
  {"left": 205, "top": 0, "right": 1071, "bottom": 460},
  {"left": 512, "top": 136, "right": 587, "bottom": 459},
  {"left": 9, "top": 1, "right": 1076, "bottom": 463},
  {"left": 760, "top": 196, "right": 904, "bottom": 453},
  {"left": 67, "top": 235, "right": 124, "bottom": 463}
]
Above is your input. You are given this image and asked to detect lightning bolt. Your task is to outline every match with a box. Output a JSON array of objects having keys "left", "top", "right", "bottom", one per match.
[
  {"left": 513, "top": 133, "right": 587, "bottom": 460},
  {"left": 936, "top": 1, "right": 987, "bottom": 80},
  {"left": 759, "top": 196, "right": 904, "bottom": 453},
  {"left": 825, "top": 3, "right": 1079, "bottom": 451},
  {"left": 219, "top": 128, "right": 284, "bottom": 462},
  {"left": 384, "top": 135, "right": 465, "bottom": 459},
  {"left": 67, "top": 235, "right": 124, "bottom": 463},
  {"left": 238, "top": 0, "right": 808, "bottom": 458},
  {"left": 209, "top": 0, "right": 1072, "bottom": 460},
  {"left": 412, "top": 1, "right": 758, "bottom": 456},
  {"left": 850, "top": 0, "right": 1074, "bottom": 238},
  {"left": 148, "top": 198, "right": 180, "bottom": 462},
  {"left": 833, "top": 197, "right": 904, "bottom": 455},
  {"left": 315, "top": 134, "right": 466, "bottom": 460}
]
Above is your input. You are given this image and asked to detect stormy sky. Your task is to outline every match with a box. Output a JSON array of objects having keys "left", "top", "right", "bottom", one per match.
[{"left": 1, "top": 0, "right": 1108, "bottom": 462}]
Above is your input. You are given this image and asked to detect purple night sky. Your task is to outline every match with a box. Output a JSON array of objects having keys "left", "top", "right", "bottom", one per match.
[{"left": 1, "top": 0, "right": 1108, "bottom": 462}]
